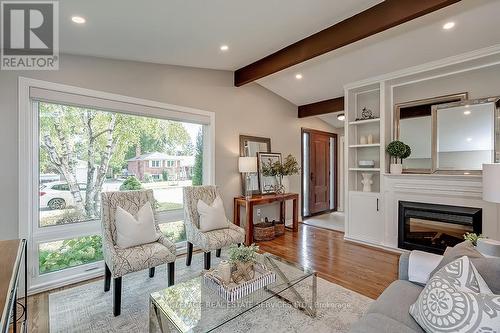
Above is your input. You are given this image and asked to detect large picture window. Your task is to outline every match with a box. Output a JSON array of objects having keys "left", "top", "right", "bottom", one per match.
[{"left": 19, "top": 79, "right": 214, "bottom": 292}]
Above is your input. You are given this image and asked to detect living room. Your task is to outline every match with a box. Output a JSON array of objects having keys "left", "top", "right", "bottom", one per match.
[{"left": 1, "top": 1, "right": 500, "bottom": 332}]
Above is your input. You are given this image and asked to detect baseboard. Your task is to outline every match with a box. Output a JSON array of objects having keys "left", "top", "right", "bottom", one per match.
[{"left": 343, "top": 236, "right": 404, "bottom": 254}]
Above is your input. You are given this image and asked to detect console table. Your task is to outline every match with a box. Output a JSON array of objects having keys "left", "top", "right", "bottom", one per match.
[
  {"left": 0, "top": 239, "right": 27, "bottom": 333},
  {"left": 233, "top": 193, "right": 299, "bottom": 245}
]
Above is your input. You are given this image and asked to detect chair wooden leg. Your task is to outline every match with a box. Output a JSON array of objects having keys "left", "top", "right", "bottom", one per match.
[
  {"left": 167, "top": 262, "right": 175, "bottom": 287},
  {"left": 113, "top": 277, "right": 122, "bottom": 316},
  {"left": 149, "top": 267, "right": 155, "bottom": 278},
  {"left": 204, "top": 252, "right": 211, "bottom": 270},
  {"left": 216, "top": 249, "right": 221, "bottom": 257},
  {"left": 186, "top": 242, "right": 193, "bottom": 266},
  {"left": 104, "top": 263, "right": 111, "bottom": 292}
]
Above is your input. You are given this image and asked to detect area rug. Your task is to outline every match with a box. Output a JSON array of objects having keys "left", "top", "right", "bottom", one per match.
[{"left": 49, "top": 252, "right": 372, "bottom": 332}]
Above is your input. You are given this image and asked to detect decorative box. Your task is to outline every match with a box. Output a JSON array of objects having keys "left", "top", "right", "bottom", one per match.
[{"left": 203, "top": 263, "right": 276, "bottom": 302}]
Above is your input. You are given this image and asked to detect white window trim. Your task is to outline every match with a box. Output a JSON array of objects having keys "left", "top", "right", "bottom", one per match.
[{"left": 18, "top": 77, "right": 215, "bottom": 294}]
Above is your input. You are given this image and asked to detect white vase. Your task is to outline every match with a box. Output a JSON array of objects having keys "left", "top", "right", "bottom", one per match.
[
  {"left": 361, "top": 173, "right": 373, "bottom": 192},
  {"left": 281, "top": 176, "right": 290, "bottom": 193},
  {"left": 367, "top": 134, "right": 373, "bottom": 144},
  {"left": 390, "top": 164, "right": 403, "bottom": 174}
]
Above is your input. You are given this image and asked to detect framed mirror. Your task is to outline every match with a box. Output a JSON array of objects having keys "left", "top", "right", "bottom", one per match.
[
  {"left": 432, "top": 97, "right": 499, "bottom": 173},
  {"left": 394, "top": 93, "right": 468, "bottom": 173},
  {"left": 239, "top": 135, "right": 271, "bottom": 195}
]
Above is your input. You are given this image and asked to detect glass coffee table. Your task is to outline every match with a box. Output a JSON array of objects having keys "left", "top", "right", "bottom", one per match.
[{"left": 149, "top": 253, "right": 317, "bottom": 333}]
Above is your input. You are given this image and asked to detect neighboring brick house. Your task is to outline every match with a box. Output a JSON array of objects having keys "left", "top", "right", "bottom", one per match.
[{"left": 126, "top": 152, "right": 194, "bottom": 181}]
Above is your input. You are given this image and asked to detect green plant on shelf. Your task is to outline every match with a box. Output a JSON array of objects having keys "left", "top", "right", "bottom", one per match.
[{"left": 386, "top": 140, "right": 411, "bottom": 164}]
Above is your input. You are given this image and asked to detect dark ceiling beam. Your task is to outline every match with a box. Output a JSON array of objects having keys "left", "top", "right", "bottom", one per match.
[
  {"left": 235, "top": 0, "right": 461, "bottom": 86},
  {"left": 298, "top": 97, "right": 344, "bottom": 118}
]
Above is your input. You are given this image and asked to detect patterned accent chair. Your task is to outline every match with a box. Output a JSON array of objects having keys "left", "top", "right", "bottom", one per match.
[
  {"left": 184, "top": 186, "right": 245, "bottom": 270},
  {"left": 101, "top": 190, "right": 176, "bottom": 316}
]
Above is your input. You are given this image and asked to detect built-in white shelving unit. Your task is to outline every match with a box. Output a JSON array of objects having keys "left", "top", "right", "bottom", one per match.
[{"left": 344, "top": 82, "right": 386, "bottom": 246}]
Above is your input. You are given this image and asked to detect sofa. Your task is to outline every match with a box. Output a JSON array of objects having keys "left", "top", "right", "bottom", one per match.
[{"left": 348, "top": 250, "right": 500, "bottom": 333}]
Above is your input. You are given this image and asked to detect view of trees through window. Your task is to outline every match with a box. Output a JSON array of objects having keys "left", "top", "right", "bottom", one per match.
[{"left": 37, "top": 102, "right": 203, "bottom": 274}]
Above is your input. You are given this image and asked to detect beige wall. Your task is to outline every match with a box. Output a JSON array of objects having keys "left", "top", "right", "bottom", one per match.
[{"left": 0, "top": 54, "right": 337, "bottom": 240}]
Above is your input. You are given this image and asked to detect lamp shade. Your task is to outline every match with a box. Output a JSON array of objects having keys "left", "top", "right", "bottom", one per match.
[
  {"left": 239, "top": 157, "right": 257, "bottom": 173},
  {"left": 483, "top": 163, "right": 500, "bottom": 203}
]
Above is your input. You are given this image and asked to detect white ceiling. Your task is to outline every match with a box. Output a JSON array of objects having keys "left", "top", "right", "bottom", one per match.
[
  {"left": 59, "top": 0, "right": 500, "bottom": 108},
  {"left": 59, "top": 0, "right": 382, "bottom": 70},
  {"left": 257, "top": 0, "right": 500, "bottom": 105}
]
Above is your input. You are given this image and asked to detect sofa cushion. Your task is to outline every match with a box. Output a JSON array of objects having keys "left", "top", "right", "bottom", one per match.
[
  {"left": 471, "top": 257, "right": 500, "bottom": 294},
  {"left": 410, "top": 256, "right": 500, "bottom": 333},
  {"left": 349, "top": 313, "right": 421, "bottom": 333},
  {"left": 367, "top": 280, "right": 425, "bottom": 333},
  {"left": 430, "top": 240, "right": 483, "bottom": 276}
]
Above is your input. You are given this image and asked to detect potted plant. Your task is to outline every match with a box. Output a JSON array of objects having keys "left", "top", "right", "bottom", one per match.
[
  {"left": 463, "top": 232, "right": 484, "bottom": 246},
  {"left": 280, "top": 154, "right": 300, "bottom": 193},
  {"left": 386, "top": 140, "right": 409, "bottom": 174},
  {"left": 261, "top": 154, "right": 300, "bottom": 194},
  {"left": 228, "top": 243, "right": 259, "bottom": 283}
]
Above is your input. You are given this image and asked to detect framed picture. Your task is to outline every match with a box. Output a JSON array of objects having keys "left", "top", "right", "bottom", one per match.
[{"left": 257, "top": 152, "right": 282, "bottom": 194}]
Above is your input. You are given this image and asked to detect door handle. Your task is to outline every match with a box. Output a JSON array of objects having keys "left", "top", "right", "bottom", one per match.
[
  {"left": 310, "top": 172, "right": 314, "bottom": 181},
  {"left": 376, "top": 198, "right": 379, "bottom": 212}
]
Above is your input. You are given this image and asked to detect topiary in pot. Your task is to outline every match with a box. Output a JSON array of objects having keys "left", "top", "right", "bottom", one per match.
[{"left": 386, "top": 140, "right": 407, "bottom": 174}]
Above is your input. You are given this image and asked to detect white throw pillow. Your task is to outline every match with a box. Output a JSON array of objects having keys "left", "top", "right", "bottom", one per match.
[
  {"left": 115, "top": 202, "right": 160, "bottom": 248},
  {"left": 197, "top": 196, "right": 228, "bottom": 232},
  {"left": 409, "top": 256, "right": 500, "bottom": 332}
]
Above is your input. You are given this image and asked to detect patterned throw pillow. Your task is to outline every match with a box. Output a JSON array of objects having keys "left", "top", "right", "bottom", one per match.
[{"left": 409, "top": 256, "right": 500, "bottom": 332}]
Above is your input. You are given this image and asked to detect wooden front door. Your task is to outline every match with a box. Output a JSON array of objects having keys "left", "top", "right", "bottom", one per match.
[{"left": 309, "top": 132, "right": 331, "bottom": 214}]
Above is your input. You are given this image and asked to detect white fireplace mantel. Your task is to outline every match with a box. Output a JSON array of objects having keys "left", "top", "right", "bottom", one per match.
[{"left": 382, "top": 173, "right": 500, "bottom": 249}]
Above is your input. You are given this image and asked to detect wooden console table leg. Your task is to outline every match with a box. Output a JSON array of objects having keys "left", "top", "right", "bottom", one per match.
[
  {"left": 292, "top": 198, "right": 298, "bottom": 232},
  {"left": 279, "top": 201, "right": 285, "bottom": 222},
  {"left": 233, "top": 198, "right": 240, "bottom": 226},
  {"left": 245, "top": 202, "right": 254, "bottom": 245}
]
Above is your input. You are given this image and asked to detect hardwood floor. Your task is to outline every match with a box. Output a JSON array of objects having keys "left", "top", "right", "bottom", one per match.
[
  {"left": 259, "top": 224, "right": 400, "bottom": 299},
  {"left": 23, "top": 223, "right": 399, "bottom": 332}
]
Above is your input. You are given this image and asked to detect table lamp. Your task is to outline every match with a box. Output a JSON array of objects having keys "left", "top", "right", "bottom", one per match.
[
  {"left": 480, "top": 163, "right": 500, "bottom": 257},
  {"left": 239, "top": 157, "right": 257, "bottom": 199}
]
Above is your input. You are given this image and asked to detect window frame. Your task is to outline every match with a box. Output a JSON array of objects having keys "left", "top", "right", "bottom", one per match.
[{"left": 19, "top": 77, "right": 215, "bottom": 294}]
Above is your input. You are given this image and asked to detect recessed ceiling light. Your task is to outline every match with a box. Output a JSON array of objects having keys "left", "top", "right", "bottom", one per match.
[
  {"left": 337, "top": 113, "right": 345, "bottom": 121},
  {"left": 220, "top": 45, "right": 229, "bottom": 51},
  {"left": 463, "top": 110, "right": 471, "bottom": 115},
  {"left": 442, "top": 21, "right": 455, "bottom": 30},
  {"left": 466, "top": 137, "right": 473, "bottom": 142},
  {"left": 71, "top": 16, "right": 86, "bottom": 24},
  {"left": 295, "top": 73, "right": 303, "bottom": 80}
]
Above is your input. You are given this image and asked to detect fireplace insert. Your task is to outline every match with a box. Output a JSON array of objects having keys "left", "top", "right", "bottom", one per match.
[{"left": 398, "top": 201, "right": 482, "bottom": 254}]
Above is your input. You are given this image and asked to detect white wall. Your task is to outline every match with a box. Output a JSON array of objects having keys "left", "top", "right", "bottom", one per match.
[
  {"left": 0, "top": 54, "right": 335, "bottom": 240},
  {"left": 394, "top": 63, "right": 500, "bottom": 103}
]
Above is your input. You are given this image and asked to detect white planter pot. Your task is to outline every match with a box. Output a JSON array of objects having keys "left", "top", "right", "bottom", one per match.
[
  {"left": 281, "top": 176, "right": 290, "bottom": 193},
  {"left": 390, "top": 164, "right": 403, "bottom": 174}
]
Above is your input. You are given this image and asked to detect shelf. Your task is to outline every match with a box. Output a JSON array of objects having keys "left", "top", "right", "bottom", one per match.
[
  {"left": 349, "top": 190, "right": 380, "bottom": 195},
  {"left": 349, "top": 143, "right": 380, "bottom": 148},
  {"left": 349, "top": 168, "right": 380, "bottom": 172},
  {"left": 348, "top": 118, "right": 380, "bottom": 125}
]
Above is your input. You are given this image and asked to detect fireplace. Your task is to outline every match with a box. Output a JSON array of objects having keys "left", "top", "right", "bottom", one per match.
[{"left": 398, "top": 201, "right": 482, "bottom": 254}]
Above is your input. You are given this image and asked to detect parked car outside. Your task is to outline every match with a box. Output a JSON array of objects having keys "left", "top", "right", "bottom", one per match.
[{"left": 39, "top": 181, "right": 87, "bottom": 210}]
